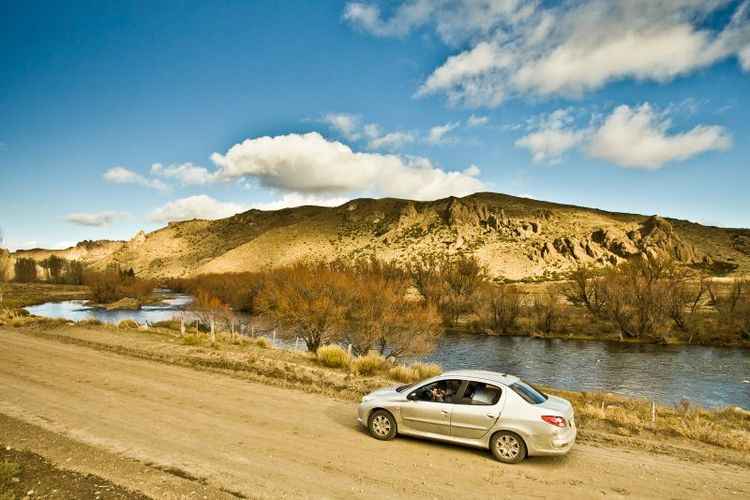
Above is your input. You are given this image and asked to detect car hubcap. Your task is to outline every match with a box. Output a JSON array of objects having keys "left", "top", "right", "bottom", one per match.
[
  {"left": 372, "top": 415, "right": 391, "bottom": 436},
  {"left": 496, "top": 435, "right": 520, "bottom": 459}
]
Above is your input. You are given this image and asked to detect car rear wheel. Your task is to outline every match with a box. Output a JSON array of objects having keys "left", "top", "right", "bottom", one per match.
[
  {"left": 490, "top": 431, "right": 527, "bottom": 464},
  {"left": 368, "top": 410, "right": 397, "bottom": 441}
]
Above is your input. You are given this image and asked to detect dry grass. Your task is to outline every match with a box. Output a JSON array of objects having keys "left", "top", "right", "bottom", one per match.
[
  {"left": 350, "top": 353, "right": 389, "bottom": 376},
  {"left": 551, "top": 389, "right": 750, "bottom": 452},
  {"left": 117, "top": 319, "right": 139, "bottom": 330},
  {"left": 316, "top": 345, "right": 351, "bottom": 368},
  {"left": 251, "top": 336, "right": 272, "bottom": 349}
]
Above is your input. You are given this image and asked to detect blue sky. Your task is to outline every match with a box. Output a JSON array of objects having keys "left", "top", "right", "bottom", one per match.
[{"left": 1, "top": 0, "right": 749, "bottom": 250}]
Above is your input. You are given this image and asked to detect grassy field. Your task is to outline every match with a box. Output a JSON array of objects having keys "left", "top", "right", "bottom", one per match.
[{"left": 0, "top": 282, "right": 90, "bottom": 309}]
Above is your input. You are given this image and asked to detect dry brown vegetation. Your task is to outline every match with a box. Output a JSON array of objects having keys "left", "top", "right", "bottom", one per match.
[
  {"left": 162, "top": 254, "right": 750, "bottom": 348},
  {"left": 83, "top": 265, "right": 154, "bottom": 305}
]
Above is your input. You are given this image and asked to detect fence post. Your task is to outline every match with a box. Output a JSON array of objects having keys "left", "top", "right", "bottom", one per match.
[
  {"left": 210, "top": 315, "right": 215, "bottom": 342},
  {"left": 294, "top": 337, "right": 299, "bottom": 351},
  {"left": 651, "top": 401, "right": 656, "bottom": 423},
  {"left": 272, "top": 329, "right": 276, "bottom": 347},
  {"left": 347, "top": 343, "right": 353, "bottom": 356},
  {"left": 180, "top": 315, "right": 185, "bottom": 337}
]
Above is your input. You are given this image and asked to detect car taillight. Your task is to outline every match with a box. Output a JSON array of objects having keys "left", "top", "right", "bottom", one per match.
[{"left": 541, "top": 415, "right": 567, "bottom": 428}]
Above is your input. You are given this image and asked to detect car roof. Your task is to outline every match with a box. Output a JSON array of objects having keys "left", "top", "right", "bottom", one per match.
[{"left": 438, "top": 370, "right": 520, "bottom": 386}]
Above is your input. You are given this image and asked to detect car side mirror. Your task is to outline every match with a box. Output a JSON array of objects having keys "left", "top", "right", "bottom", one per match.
[{"left": 407, "top": 392, "right": 417, "bottom": 401}]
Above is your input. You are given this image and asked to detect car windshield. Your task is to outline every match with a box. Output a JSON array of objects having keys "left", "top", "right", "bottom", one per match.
[{"left": 510, "top": 381, "right": 548, "bottom": 404}]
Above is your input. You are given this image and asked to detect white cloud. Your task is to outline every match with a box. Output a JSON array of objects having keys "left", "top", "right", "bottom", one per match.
[
  {"left": 467, "top": 114, "right": 489, "bottom": 127},
  {"left": 322, "top": 113, "right": 362, "bottom": 140},
  {"left": 367, "top": 131, "right": 415, "bottom": 150},
  {"left": 586, "top": 103, "right": 732, "bottom": 169},
  {"left": 344, "top": 0, "right": 531, "bottom": 43},
  {"left": 250, "top": 193, "right": 351, "bottom": 211},
  {"left": 65, "top": 211, "right": 130, "bottom": 227},
  {"left": 103, "top": 166, "right": 168, "bottom": 191},
  {"left": 515, "top": 104, "right": 732, "bottom": 168},
  {"left": 740, "top": 45, "right": 750, "bottom": 70},
  {"left": 150, "top": 162, "right": 214, "bottom": 185},
  {"left": 515, "top": 109, "right": 587, "bottom": 163},
  {"left": 463, "top": 164, "right": 481, "bottom": 177},
  {"left": 427, "top": 122, "right": 460, "bottom": 144},
  {"left": 209, "top": 132, "right": 484, "bottom": 200},
  {"left": 352, "top": 0, "right": 750, "bottom": 107},
  {"left": 149, "top": 195, "right": 248, "bottom": 223}
]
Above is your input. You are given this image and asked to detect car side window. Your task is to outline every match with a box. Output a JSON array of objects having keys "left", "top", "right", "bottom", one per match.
[
  {"left": 456, "top": 382, "right": 502, "bottom": 405},
  {"left": 409, "top": 379, "right": 463, "bottom": 403}
]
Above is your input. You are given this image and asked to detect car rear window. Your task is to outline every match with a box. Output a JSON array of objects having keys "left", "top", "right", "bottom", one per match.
[{"left": 510, "top": 382, "right": 548, "bottom": 404}]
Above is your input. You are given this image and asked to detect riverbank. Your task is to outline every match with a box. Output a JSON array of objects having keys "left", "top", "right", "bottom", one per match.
[
  {"left": 0, "top": 282, "right": 90, "bottom": 309},
  {"left": 2, "top": 317, "right": 748, "bottom": 465}
]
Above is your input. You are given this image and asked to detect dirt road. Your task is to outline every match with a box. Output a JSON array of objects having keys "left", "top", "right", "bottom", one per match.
[{"left": 1, "top": 329, "right": 748, "bottom": 499}]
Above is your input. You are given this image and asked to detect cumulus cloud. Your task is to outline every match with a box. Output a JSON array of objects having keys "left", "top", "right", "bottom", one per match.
[
  {"left": 515, "top": 104, "right": 732, "bottom": 168},
  {"left": 65, "top": 211, "right": 130, "bottom": 227},
  {"left": 515, "top": 109, "right": 587, "bottom": 163},
  {"left": 209, "top": 132, "right": 484, "bottom": 200},
  {"left": 348, "top": 0, "right": 750, "bottom": 106},
  {"left": 586, "top": 104, "right": 732, "bottom": 169},
  {"left": 149, "top": 195, "right": 248, "bottom": 223},
  {"left": 250, "top": 193, "right": 351, "bottom": 211},
  {"left": 740, "top": 45, "right": 750, "bottom": 70},
  {"left": 103, "top": 166, "right": 168, "bottom": 191},
  {"left": 467, "top": 114, "right": 489, "bottom": 127},
  {"left": 322, "top": 113, "right": 362, "bottom": 140},
  {"left": 427, "top": 122, "right": 460, "bottom": 144},
  {"left": 150, "top": 162, "right": 214, "bottom": 185},
  {"left": 367, "top": 131, "right": 415, "bottom": 150}
]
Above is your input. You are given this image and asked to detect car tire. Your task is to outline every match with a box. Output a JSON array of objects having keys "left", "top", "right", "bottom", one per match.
[
  {"left": 368, "top": 410, "right": 397, "bottom": 441},
  {"left": 490, "top": 431, "right": 527, "bottom": 464}
]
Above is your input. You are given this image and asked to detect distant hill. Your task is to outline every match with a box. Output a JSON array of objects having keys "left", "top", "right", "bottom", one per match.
[{"left": 5, "top": 193, "right": 750, "bottom": 281}]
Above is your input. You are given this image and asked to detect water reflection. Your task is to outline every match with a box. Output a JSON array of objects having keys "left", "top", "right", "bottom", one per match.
[
  {"left": 423, "top": 332, "right": 750, "bottom": 408},
  {"left": 24, "top": 295, "right": 192, "bottom": 325}
]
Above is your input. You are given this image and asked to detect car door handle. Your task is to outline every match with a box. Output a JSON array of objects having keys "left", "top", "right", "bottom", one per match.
[
  {"left": 486, "top": 414, "right": 497, "bottom": 418},
  {"left": 441, "top": 410, "right": 449, "bottom": 415}
]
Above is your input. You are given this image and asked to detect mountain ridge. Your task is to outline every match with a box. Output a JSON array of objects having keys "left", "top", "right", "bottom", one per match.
[{"left": 4, "top": 192, "right": 750, "bottom": 281}]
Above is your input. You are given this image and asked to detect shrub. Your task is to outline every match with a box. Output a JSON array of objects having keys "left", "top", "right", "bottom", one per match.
[
  {"left": 413, "top": 362, "right": 442, "bottom": 380},
  {"left": 117, "top": 319, "right": 139, "bottom": 329},
  {"left": 350, "top": 353, "right": 388, "bottom": 376},
  {"left": 152, "top": 319, "right": 182, "bottom": 331},
  {"left": 0, "top": 459, "right": 21, "bottom": 485},
  {"left": 388, "top": 365, "right": 419, "bottom": 383},
  {"left": 252, "top": 336, "right": 272, "bottom": 349},
  {"left": 181, "top": 333, "right": 203, "bottom": 346},
  {"left": 316, "top": 344, "right": 351, "bottom": 369},
  {"left": 77, "top": 319, "right": 104, "bottom": 327}
]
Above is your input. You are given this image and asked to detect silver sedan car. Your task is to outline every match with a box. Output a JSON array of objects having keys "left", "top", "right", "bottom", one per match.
[{"left": 357, "top": 370, "right": 576, "bottom": 463}]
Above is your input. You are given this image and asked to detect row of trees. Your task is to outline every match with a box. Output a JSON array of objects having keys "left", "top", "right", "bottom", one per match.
[
  {"left": 565, "top": 258, "right": 750, "bottom": 341},
  {"left": 12, "top": 256, "right": 85, "bottom": 284},
  {"left": 169, "top": 254, "right": 750, "bottom": 351}
]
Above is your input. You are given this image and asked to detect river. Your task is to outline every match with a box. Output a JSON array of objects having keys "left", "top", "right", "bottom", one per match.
[{"left": 24, "top": 297, "right": 750, "bottom": 409}]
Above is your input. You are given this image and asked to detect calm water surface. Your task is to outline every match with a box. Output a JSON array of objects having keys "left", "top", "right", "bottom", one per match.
[
  {"left": 424, "top": 333, "right": 749, "bottom": 408},
  {"left": 24, "top": 295, "right": 192, "bottom": 325},
  {"left": 24, "top": 298, "right": 749, "bottom": 408}
]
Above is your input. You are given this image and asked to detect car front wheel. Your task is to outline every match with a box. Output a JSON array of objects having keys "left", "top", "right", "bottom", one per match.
[
  {"left": 490, "top": 431, "right": 527, "bottom": 464},
  {"left": 368, "top": 410, "right": 397, "bottom": 440}
]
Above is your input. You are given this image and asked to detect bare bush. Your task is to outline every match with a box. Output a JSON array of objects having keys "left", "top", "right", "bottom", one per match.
[
  {"left": 477, "top": 283, "right": 521, "bottom": 334},
  {"left": 532, "top": 288, "right": 561, "bottom": 334}
]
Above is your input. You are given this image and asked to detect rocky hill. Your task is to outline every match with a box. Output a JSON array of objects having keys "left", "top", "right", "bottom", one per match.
[{"left": 5, "top": 193, "right": 750, "bottom": 281}]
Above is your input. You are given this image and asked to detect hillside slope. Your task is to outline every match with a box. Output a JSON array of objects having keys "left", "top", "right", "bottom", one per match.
[{"left": 6, "top": 193, "right": 750, "bottom": 280}]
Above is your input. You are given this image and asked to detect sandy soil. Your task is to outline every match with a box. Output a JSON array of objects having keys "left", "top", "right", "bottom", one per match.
[{"left": 1, "top": 329, "right": 748, "bottom": 499}]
